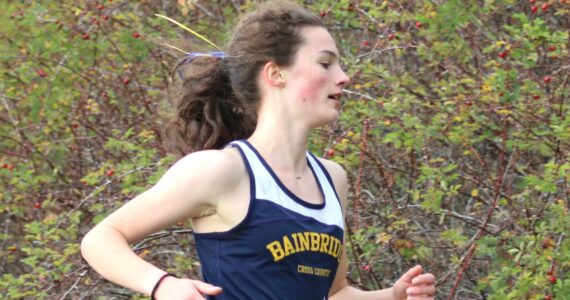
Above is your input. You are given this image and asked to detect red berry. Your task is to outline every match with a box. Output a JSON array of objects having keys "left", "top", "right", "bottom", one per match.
[
  {"left": 102, "top": 15, "right": 109, "bottom": 21},
  {"left": 529, "top": 0, "right": 536, "bottom": 3},
  {"left": 326, "top": 149, "right": 335, "bottom": 158},
  {"left": 123, "top": 77, "right": 130, "bottom": 85},
  {"left": 7, "top": 165, "right": 14, "bottom": 171},
  {"left": 388, "top": 34, "right": 396, "bottom": 40},
  {"left": 1, "top": 163, "right": 7, "bottom": 168},
  {"left": 544, "top": 76, "right": 552, "bottom": 83},
  {"left": 531, "top": 6, "right": 538, "bottom": 13},
  {"left": 71, "top": 123, "right": 78, "bottom": 129},
  {"left": 97, "top": 4, "right": 105, "bottom": 10},
  {"left": 541, "top": 3, "right": 549, "bottom": 11},
  {"left": 348, "top": 3, "right": 355, "bottom": 12},
  {"left": 415, "top": 21, "right": 422, "bottom": 28},
  {"left": 361, "top": 265, "right": 371, "bottom": 271},
  {"left": 82, "top": 33, "right": 90, "bottom": 40},
  {"left": 548, "top": 275, "right": 557, "bottom": 284},
  {"left": 544, "top": 295, "right": 553, "bottom": 300},
  {"left": 12, "top": 10, "right": 24, "bottom": 18},
  {"left": 132, "top": 31, "right": 140, "bottom": 39},
  {"left": 107, "top": 169, "right": 115, "bottom": 177},
  {"left": 533, "top": 95, "right": 540, "bottom": 100},
  {"left": 499, "top": 92, "right": 504, "bottom": 97},
  {"left": 548, "top": 46, "right": 556, "bottom": 52},
  {"left": 499, "top": 51, "right": 508, "bottom": 59},
  {"left": 465, "top": 100, "right": 473, "bottom": 106},
  {"left": 36, "top": 69, "right": 47, "bottom": 77},
  {"left": 34, "top": 202, "right": 41, "bottom": 209},
  {"left": 547, "top": 270, "right": 554, "bottom": 276},
  {"left": 362, "top": 40, "right": 370, "bottom": 47},
  {"left": 319, "top": 11, "right": 326, "bottom": 17}
]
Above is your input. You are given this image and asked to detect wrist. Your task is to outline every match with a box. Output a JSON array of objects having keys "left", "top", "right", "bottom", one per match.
[
  {"left": 391, "top": 286, "right": 404, "bottom": 300},
  {"left": 143, "top": 269, "right": 170, "bottom": 296},
  {"left": 151, "top": 273, "right": 178, "bottom": 300}
]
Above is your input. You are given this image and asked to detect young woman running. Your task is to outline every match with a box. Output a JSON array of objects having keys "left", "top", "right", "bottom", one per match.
[{"left": 81, "top": 1, "right": 436, "bottom": 299}]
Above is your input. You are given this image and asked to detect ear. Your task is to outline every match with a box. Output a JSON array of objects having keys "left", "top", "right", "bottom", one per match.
[{"left": 261, "top": 61, "right": 286, "bottom": 88}]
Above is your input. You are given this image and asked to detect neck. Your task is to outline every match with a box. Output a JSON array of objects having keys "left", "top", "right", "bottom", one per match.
[{"left": 247, "top": 103, "right": 310, "bottom": 176}]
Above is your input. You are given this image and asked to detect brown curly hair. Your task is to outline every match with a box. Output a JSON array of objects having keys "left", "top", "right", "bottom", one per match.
[{"left": 162, "top": 0, "right": 324, "bottom": 159}]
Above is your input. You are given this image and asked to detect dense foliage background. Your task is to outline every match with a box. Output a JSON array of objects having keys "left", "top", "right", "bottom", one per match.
[{"left": 1, "top": 0, "right": 568, "bottom": 299}]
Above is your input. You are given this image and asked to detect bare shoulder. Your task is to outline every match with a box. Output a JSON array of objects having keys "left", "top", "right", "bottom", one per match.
[
  {"left": 168, "top": 147, "right": 245, "bottom": 189},
  {"left": 315, "top": 157, "right": 347, "bottom": 180},
  {"left": 315, "top": 157, "right": 348, "bottom": 210},
  {"left": 143, "top": 148, "right": 247, "bottom": 212}
]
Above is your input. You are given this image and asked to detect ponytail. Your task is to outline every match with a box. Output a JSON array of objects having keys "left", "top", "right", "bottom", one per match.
[
  {"left": 162, "top": 0, "right": 324, "bottom": 159},
  {"left": 163, "top": 56, "right": 255, "bottom": 159}
]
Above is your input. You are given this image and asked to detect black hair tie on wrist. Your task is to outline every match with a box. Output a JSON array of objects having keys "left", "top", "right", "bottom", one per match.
[{"left": 151, "top": 273, "right": 178, "bottom": 300}]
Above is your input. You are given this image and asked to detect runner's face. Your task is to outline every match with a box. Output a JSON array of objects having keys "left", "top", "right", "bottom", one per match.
[{"left": 282, "top": 26, "right": 350, "bottom": 126}]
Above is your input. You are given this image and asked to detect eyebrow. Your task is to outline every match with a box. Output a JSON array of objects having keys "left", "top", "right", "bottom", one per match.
[{"left": 319, "top": 50, "right": 339, "bottom": 59}]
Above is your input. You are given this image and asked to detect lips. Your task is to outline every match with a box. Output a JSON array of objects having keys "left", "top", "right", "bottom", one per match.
[
  {"left": 328, "top": 93, "right": 342, "bottom": 101},
  {"left": 328, "top": 93, "right": 342, "bottom": 109}
]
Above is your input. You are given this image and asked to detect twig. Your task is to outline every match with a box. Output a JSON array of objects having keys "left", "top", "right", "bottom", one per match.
[
  {"left": 193, "top": 2, "right": 221, "bottom": 21},
  {"left": 342, "top": 88, "right": 376, "bottom": 101},
  {"left": 446, "top": 118, "right": 509, "bottom": 299},
  {"left": 354, "top": 119, "right": 370, "bottom": 229},
  {"left": 439, "top": 209, "right": 499, "bottom": 233},
  {"left": 80, "top": 277, "right": 103, "bottom": 300},
  {"left": 356, "top": 46, "right": 419, "bottom": 59},
  {"left": 59, "top": 269, "right": 88, "bottom": 300},
  {"left": 132, "top": 229, "right": 194, "bottom": 251}
]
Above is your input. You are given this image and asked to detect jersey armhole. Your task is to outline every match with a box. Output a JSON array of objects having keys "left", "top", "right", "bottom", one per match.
[
  {"left": 308, "top": 154, "right": 343, "bottom": 212},
  {"left": 192, "top": 142, "right": 257, "bottom": 239}
]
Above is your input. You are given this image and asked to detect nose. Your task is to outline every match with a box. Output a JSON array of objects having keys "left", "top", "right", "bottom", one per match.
[{"left": 337, "top": 68, "right": 350, "bottom": 88}]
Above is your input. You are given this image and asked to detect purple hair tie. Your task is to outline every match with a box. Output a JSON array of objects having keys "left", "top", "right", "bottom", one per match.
[
  {"left": 177, "top": 51, "right": 226, "bottom": 79},
  {"left": 181, "top": 51, "right": 226, "bottom": 64}
]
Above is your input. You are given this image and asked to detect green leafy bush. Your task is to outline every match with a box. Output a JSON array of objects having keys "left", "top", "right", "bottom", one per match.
[{"left": 1, "top": 0, "right": 568, "bottom": 299}]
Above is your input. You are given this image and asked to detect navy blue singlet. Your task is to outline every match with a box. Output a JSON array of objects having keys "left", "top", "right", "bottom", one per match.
[{"left": 193, "top": 140, "right": 345, "bottom": 300}]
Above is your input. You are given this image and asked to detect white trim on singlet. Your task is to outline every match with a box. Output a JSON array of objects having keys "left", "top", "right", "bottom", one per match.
[{"left": 229, "top": 140, "right": 344, "bottom": 230}]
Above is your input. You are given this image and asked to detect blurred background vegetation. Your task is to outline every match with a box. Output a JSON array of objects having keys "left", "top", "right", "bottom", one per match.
[{"left": 1, "top": 0, "right": 568, "bottom": 299}]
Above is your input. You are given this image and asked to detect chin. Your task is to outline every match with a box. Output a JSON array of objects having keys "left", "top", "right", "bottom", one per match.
[{"left": 311, "top": 112, "right": 339, "bottom": 128}]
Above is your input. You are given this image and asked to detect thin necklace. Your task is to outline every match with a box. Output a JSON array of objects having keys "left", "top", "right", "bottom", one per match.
[{"left": 295, "top": 163, "right": 308, "bottom": 180}]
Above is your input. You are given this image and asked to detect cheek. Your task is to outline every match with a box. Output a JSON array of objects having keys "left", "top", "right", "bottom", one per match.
[{"left": 295, "top": 70, "right": 328, "bottom": 103}]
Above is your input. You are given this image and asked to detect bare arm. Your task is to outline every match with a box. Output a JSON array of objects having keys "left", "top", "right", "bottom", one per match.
[
  {"left": 321, "top": 159, "right": 436, "bottom": 300},
  {"left": 328, "top": 248, "right": 396, "bottom": 299},
  {"left": 80, "top": 149, "right": 242, "bottom": 297}
]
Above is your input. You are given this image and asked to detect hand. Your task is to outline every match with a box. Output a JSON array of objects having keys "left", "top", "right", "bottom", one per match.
[
  {"left": 154, "top": 276, "right": 222, "bottom": 300},
  {"left": 392, "top": 265, "right": 436, "bottom": 300}
]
